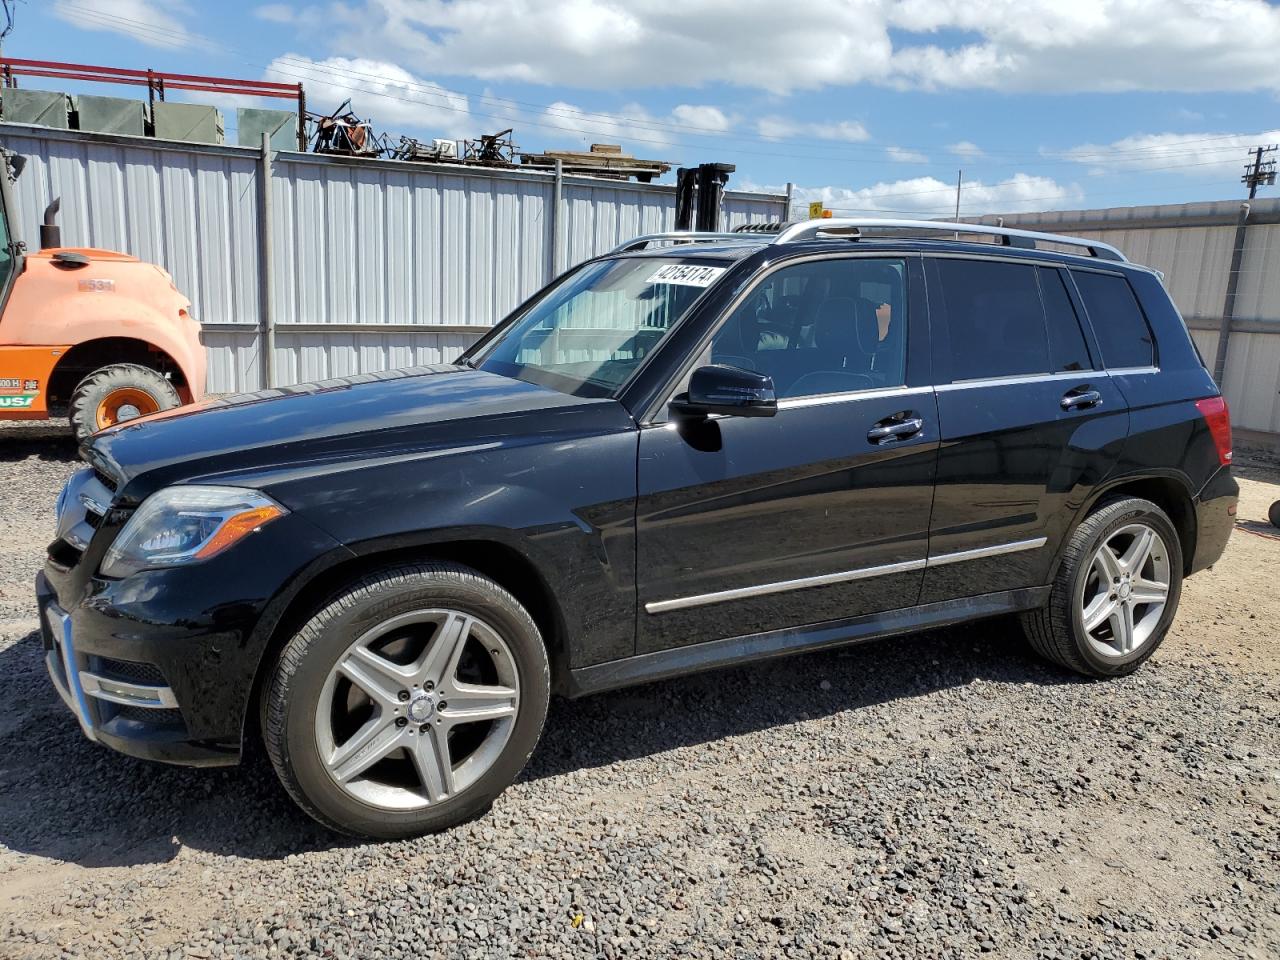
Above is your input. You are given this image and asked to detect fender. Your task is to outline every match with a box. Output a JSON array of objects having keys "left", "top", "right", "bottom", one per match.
[{"left": 1052, "top": 466, "right": 1198, "bottom": 580}]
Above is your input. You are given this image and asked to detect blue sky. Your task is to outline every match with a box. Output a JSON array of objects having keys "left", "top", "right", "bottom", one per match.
[{"left": 10, "top": 0, "right": 1280, "bottom": 217}]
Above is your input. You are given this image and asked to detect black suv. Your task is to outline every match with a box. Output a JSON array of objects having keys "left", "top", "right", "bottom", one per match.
[{"left": 38, "top": 219, "right": 1238, "bottom": 838}]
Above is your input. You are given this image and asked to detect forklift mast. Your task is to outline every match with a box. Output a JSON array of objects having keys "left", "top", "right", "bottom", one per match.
[{"left": 674, "top": 162, "right": 736, "bottom": 232}]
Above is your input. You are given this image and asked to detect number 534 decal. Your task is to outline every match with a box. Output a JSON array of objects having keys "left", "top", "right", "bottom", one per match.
[{"left": 0, "top": 395, "right": 36, "bottom": 408}]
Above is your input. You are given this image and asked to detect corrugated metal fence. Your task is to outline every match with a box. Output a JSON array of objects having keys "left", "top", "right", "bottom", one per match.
[
  {"left": 1, "top": 123, "right": 786, "bottom": 392},
  {"left": 968, "top": 201, "right": 1280, "bottom": 440}
]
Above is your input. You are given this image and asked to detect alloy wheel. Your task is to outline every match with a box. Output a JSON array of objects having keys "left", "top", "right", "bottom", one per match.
[
  {"left": 315, "top": 609, "right": 520, "bottom": 811},
  {"left": 1078, "top": 522, "right": 1171, "bottom": 659}
]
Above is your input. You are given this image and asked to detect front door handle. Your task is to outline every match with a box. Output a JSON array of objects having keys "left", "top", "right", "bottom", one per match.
[
  {"left": 868, "top": 415, "right": 924, "bottom": 444},
  {"left": 1061, "top": 388, "right": 1103, "bottom": 411}
]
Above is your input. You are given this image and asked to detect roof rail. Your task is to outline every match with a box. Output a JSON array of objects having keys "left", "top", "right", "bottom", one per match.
[
  {"left": 610, "top": 231, "right": 760, "bottom": 253},
  {"left": 771, "top": 218, "right": 1127, "bottom": 262}
]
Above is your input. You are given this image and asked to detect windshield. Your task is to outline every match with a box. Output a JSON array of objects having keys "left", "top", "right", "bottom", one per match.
[{"left": 473, "top": 256, "right": 727, "bottom": 397}]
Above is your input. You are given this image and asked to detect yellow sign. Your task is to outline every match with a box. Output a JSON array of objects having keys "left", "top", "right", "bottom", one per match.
[{"left": 808, "top": 201, "right": 824, "bottom": 219}]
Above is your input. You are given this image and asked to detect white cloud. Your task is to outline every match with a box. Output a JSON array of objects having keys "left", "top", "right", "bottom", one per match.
[
  {"left": 539, "top": 102, "right": 679, "bottom": 154},
  {"left": 254, "top": 3, "right": 295, "bottom": 22},
  {"left": 263, "top": 55, "right": 473, "bottom": 138},
  {"left": 332, "top": 0, "right": 1280, "bottom": 95},
  {"left": 337, "top": 0, "right": 890, "bottom": 95},
  {"left": 886, "top": 146, "right": 929, "bottom": 164},
  {"left": 670, "top": 105, "right": 733, "bottom": 134},
  {"left": 537, "top": 102, "right": 735, "bottom": 155},
  {"left": 947, "top": 140, "right": 985, "bottom": 159},
  {"left": 786, "top": 173, "right": 1083, "bottom": 217},
  {"left": 1059, "top": 129, "right": 1280, "bottom": 176},
  {"left": 52, "top": 0, "right": 195, "bottom": 49},
  {"left": 756, "top": 116, "right": 870, "bottom": 142}
]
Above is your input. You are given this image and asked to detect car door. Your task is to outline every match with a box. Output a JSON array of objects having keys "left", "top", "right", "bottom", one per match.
[
  {"left": 634, "top": 254, "right": 939, "bottom": 655},
  {"left": 920, "top": 256, "right": 1128, "bottom": 604}
]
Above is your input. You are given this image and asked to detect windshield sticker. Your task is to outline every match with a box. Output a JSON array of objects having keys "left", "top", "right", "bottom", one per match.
[{"left": 645, "top": 264, "right": 726, "bottom": 288}]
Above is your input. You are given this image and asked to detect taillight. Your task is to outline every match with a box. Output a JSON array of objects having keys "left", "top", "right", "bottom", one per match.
[{"left": 1195, "top": 396, "right": 1232, "bottom": 466}]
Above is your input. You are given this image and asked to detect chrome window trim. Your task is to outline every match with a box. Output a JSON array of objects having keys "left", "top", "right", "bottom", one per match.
[
  {"left": 935, "top": 370, "right": 1107, "bottom": 391},
  {"left": 644, "top": 536, "right": 1048, "bottom": 614},
  {"left": 642, "top": 251, "right": 917, "bottom": 425},
  {"left": 777, "top": 384, "right": 931, "bottom": 411},
  {"left": 638, "top": 384, "right": 934, "bottom": 430},
  {"left": 1105, "top": 365, "right": 1160, "bottom": 376}
]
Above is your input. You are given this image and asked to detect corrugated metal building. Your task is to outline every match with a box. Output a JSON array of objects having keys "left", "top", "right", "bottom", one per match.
[
  {"left": 0, "top": 123, "right": 787, "bottom": 393},
  {"left": 4, "top": 122, "right": 1277, "bottom": 441}
]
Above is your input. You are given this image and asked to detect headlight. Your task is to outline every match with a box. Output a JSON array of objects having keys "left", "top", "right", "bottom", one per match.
[{"left": 101, "top": 485, "right": 287, "bottom": 578}]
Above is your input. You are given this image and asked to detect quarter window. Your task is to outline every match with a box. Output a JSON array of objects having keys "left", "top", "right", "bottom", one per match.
[
  {"left": 935, "top": 259, "right": 1050, "bottom": 381},
  {"left": 709, "top": 258, "right": 908, "bottom": 399},
  {"left": 1071, "top": 271, "right": 1155, "bottom": 369},
  {"left": 1039, "top": 267, "right": 1093, "bottom": 372}
]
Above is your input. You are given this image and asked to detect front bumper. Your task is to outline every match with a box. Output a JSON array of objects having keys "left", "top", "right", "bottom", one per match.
[
  {"left": 37, "top": 571, "right": 241, "bottom": 766},
  {"left": 37, "top": 491, "right": 347, "bottom": 768}
]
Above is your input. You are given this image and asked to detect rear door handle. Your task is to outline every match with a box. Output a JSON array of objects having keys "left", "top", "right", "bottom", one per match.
[
  {"left": 1061, "top": 388, "right": 1103, "bottom": 411},
  {"left": 868, "top": 415, "right": 924, "bottom": 444}
]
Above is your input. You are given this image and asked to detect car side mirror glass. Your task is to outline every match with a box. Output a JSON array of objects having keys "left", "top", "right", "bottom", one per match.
[{"left": 669, "top": 364, "right": 777, "bottom": 419}]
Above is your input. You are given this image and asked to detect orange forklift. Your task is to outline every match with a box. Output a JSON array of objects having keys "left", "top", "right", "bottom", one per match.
[{"left": 0, "top": 146, "right": 206, "bottom": 439}]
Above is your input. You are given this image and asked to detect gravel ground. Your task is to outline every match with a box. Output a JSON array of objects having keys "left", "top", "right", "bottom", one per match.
[{"left": 0, "top": 419, "right": 1277, "bottom": 960}]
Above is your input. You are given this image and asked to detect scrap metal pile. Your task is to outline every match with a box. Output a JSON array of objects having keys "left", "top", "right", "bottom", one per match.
[{"left": 306, "top": 105, "right": 670, "bottom": 181}]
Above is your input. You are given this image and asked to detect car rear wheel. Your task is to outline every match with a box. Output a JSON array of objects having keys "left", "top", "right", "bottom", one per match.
[
  {"left": 1021, "top": 497, "right": 1183, "bottom": 678},
  {"left": 263, "top": 562, "right": 550, "bottom": 839},
  {"left": 68, "top": 363, "right": 180, "bottom": 440}
]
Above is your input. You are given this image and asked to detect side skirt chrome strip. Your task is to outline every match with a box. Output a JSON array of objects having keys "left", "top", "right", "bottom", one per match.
[
  {"left": 644, "top": 558, "right": 927, "bottom": 614},
  {"left": 925, "top": 536, "right": 1048, "bottom": 567},
  {"left": 643, "top": 536, "right": 1048, "bottom": 614}
]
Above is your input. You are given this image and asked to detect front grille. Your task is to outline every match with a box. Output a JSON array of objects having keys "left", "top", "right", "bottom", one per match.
[
  {"left": 93, "top": 468, "right": 118, "bottom": 492},
  {"left": 96, "top": 657, "right": 166, "bottom": 686}
]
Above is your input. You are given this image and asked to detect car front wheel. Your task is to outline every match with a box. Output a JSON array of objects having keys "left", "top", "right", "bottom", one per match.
[
  {"left": 1022, "top": 497, "right": 1183, "bottom": 678},
  {"left": 263, "top": 562, "right": 550, "bottom": 839}
]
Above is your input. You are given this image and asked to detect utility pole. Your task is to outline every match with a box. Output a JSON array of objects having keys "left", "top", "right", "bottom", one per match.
[
  {"left": 1242, "top": 145, "right": 1277, "bottom": 199},
  {"left": 954, "top": 169, "right": 963, "bottom": 219}
]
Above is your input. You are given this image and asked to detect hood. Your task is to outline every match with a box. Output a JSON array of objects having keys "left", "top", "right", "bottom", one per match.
[{"left": 85, "top": 365, "right": 625, "bottom": 501}]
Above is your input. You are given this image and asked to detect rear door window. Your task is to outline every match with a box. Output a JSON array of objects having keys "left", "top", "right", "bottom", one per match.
[
  {"left": 1071, "top": 271, "right": 1155, "bottom": 369},
  {"left": 1039, "top": 267, "right": 1093, "bottom": 372},
  {"left": 934, "top": 259, "right": 1050, "bottom": 381}
]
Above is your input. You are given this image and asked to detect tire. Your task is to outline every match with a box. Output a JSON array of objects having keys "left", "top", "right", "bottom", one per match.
[
  {"left": 1269, "top": 499, "right": 1280, "bottom": 530},
  {"left": 1021, "top": 497, "right": 1183, "bottom": 678},
  {"left": 68, "top": 363, "right": 180, "bottom": 441},
  {"left": 263, "top": 562, "right": 550, "bottom": 839}
]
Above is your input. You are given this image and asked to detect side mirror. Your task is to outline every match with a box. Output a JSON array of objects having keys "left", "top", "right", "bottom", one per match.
[{"left": 670, "top": 364, "right": 777, "bottom": 419}]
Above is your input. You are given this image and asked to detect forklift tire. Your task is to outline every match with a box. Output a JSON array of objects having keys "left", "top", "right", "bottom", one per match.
[{"left": 69, "top": 363, "right": 180, "bottom": 441}]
